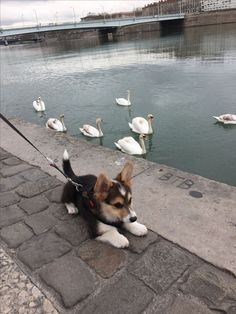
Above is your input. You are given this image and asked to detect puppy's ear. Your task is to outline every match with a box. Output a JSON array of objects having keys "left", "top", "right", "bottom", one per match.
[
  {"left": 116, "top": 161, "right": 133, "bottom": 186},
  {"left": 94, "top": 173, "right": 112, "bottom": 200}
]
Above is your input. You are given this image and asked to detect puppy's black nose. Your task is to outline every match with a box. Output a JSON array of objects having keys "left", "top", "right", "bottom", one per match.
[{"left": 129, "top": 216, "right": 137, "bottom": 223}]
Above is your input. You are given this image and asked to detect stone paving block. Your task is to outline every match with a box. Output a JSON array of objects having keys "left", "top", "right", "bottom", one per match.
[
  {"left": 128, "top": 240, "right": 192, "bottom": 293},
  {"left": 81, "top": 272, "right": 154, "bottom": 314},
  {"left": 77, "top": 240, "right": 126, "bottom": 278},
  {"left": 0, "top": 222, "right": 34, "bottom": 248},
  {"left": 0, "top": 176, "right": 26, "bottom": 192},
  {"left": 0, "top": 204, "right": 25, "bottom": 228},
  {"left": 0, "top": 191, "right": 20, "bottom": 207},
  {"left": 39, "top": 254, "right": 97, "bottom": 308},
  {"left": 48, "top": 203, "right": 70, "bottom": 220},
  {"left": 45, "top": 185, "right": 64, "bottom": 203},
  {"left": 18, "top": 232, "right": 71, "bottom": 270},
  {"left": 24, "top": 210, "right": 58, "bottom": 235},
  {"left": 18, "top": 195, "right": 50, "bottom": 214},
  {"left": 54, "top": 218, "right": 89, "bottom": 246},
  {"left": 164, "top": 294, "right": 214, "bottom": 314},
  {"left": 19, "top": 168, "right": 50, "bottom": 181},
  {"left": 0, "top": 163, "right": 33, "bottom": 177},
  {"left": 16, "top": 177, "right": 61, "bottom": 198},
  {"left": 228, "top": 305, "right": 236, "bottom": 314},
  {"left": 2, "top": 156, "right": 22, "bottom": 166},
  {"left": 143, "top": 291, "right": 175, "bottom": 314},
  {"left": 125, "top": 230, "right": 159, "bottom": 254},
  {"left": 180, "top": 264, "right": 236, "bottom": 306},
  {"left": 0, "top": 149, "right": 11, "bottom": 160}
]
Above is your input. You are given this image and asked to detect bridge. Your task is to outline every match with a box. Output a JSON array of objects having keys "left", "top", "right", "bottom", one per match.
[{"left": 0, "top": 14, "right": 185, "bottom": 37}]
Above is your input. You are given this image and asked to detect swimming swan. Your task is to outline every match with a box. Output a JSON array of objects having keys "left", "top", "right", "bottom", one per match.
[
  {"left": 213, "top": 114, "right": 236, "bottom": 125},
  {"left": 33, "top": 97, "right": 45, "bottom": 112},
  {"left": 46, "top": 114, "right": 67, "bottom": 132},
  {"left": 79, "top": 118, "right": 103, "bottom": 137},
  {"left": 128, "top": 114, "right": 154, "bottom": 134},
  {"left": 114, "top": 134, "right": 146, "bottom": 155},
  {"left": 116, "top": 90, "right": 131, "bottom": 106}
]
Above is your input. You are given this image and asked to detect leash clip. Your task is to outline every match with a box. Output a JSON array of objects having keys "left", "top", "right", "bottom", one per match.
[{"left": 75, "top": 184, "right": 84, "bottom": 192}]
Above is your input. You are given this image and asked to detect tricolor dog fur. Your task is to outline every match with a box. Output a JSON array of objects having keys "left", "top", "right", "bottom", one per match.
[{"left": 61, "top": 150, "right": 147, "bottom": 248}]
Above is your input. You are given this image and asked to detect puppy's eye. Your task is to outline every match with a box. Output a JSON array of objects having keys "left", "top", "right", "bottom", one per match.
[
  {"left": 129, "top": 197, "right": 132, "bottom": 204},
  {"left": 114, "top": 202, "right": 123, "bottom": 209}
]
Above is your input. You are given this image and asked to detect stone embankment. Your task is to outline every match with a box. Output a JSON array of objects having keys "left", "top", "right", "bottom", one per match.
[{"left": 0, "top": 118, "right": 236, "bottom": 313}]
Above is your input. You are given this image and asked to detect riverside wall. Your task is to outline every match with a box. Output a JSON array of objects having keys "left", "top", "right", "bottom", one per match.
[
  {"left": 184, "top": 8, "right": 236, "bottom": 28},
  {"left": 116, "top": 8, "right": 236, "bottom": 36}
]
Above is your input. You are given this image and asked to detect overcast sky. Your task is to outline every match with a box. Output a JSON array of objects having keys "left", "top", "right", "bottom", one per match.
[{"left": 1, "top": 0, "right": 154, "bottom": 28}]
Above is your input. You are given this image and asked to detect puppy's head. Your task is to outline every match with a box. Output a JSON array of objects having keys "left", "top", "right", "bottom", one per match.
[{"left": 94, "top": 161, "right": 136, "bottom": 224}]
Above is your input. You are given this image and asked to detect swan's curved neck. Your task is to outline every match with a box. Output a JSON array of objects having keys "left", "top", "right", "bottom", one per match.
[
  {"left": 96, "top": 121, "right": 103, "bottom": 136},
  {"left": 148, "top": 117, "right": 153, "bottom": 134},
  {"left": 60, "top": 117, "right": 67, "bottom": 131},
  {"left": 139, "top": 137, "right": 146, "bottom": 154},
  {"left": 127, "top": 91, "right": 130, "bottom": 102}
]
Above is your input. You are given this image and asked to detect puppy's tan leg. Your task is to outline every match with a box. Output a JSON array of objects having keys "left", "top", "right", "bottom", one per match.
[
  {"left": 123, "top": 221, "right": 148, "bottom": 236},
  {"left": 65, "top": 202, "right": 78, "bottom": 214},
  {"left": 96, "top": 222, "right": 129, "bottom": 248}
]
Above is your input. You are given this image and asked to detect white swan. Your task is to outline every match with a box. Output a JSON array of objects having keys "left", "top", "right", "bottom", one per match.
[
  {"left": 33, "top": 97, "right": 45, "bottom": 112},
  {"left": 213, "top": 114, "right": 236, "bottom": 125},
  {"left": 116, "top": 90, "right": 131, "bottom": 106},
  {"left": 46, "top": 114, "right": 67, "bottom": 132},
  {"left": 114, "top": 134, "right": 146, "bottom": 155},
  {"left": 129, "top": 114, "right": 154, "bottom": 134},
  {"left": 79, "top": 118, "right": 103, "bottom": 137}
]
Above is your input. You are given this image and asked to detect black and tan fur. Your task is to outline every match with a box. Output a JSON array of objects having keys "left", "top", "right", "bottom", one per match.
[{"left": 61, "top": 150, "right": 147, "bottom": 248}]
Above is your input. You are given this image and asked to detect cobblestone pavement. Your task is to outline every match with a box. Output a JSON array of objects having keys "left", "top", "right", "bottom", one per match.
[{"left": 0, "top": 147, "right": 236, "bottom": 314}]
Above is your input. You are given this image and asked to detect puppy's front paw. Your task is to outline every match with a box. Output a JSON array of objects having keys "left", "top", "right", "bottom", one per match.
[
  {"left": 111, "top": 234, "right": 129, "bottom": 248},
  {"left": 65, "top": 203, "right": 79, "bottom": 215},
  {"left": 124, "top": 221, "right": 148, "bottom": 236},
  {"left": 96, "top": 232, "right": 129, "bottom": 248}
]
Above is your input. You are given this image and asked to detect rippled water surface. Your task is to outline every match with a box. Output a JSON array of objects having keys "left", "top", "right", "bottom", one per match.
[{"left": 1, "top": 24, "right": 236, "bottom": 186}]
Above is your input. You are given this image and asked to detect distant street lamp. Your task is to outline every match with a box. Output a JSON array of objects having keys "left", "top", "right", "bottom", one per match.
[
  {"left": 55, "top": 11, "right": 58, "bottom": 24},
  {"left": 33, "top": 9, "right": 39, "bottom": 28},
  {"left": 71, "top": 7, "right": 76, "bottom": 25},
  {"left": 101, "top": 5, "right": 105, "bottom": 22},
  {"left": 21, "top": 14, "right": 25, "bottom": 27}
]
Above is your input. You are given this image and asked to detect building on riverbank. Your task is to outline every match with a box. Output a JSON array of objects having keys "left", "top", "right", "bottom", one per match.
[
  {"left": 201, "top": 0, "right": 233, "bottom": 11},
  {"left": 142, "top": 0, "right": 236, "bottom": 15}
]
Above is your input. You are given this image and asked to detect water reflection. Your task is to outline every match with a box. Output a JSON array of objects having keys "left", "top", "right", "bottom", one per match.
[
  {"left": 147, "top": 134, "right": 154, "bottom": 152},
  {"left": 213, "top": 122, "right": 236, "bottom": 130}
]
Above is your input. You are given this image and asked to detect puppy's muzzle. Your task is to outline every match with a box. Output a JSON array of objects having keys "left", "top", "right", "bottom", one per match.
[
  {"left": 129, "top": 216, "right": 137, "bottom": 223},
  {"left": 124, "top": 209, "right": 137, "bottom": 223}
]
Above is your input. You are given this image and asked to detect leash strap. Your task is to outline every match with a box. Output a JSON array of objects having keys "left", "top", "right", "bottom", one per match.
[
  {"left": 0, "top": 113, "right": 82, "bottom": 188},
  {"left": 1, "top": 113, "right": 100, "bottom": 212},
  {"left": 0, "top": 113, "right": 49, "bottom": 160}
]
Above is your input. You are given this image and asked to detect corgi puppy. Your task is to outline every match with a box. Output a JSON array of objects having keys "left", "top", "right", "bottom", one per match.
[{"left": 61, "top": 150, "right": 147, "bottom": 248}]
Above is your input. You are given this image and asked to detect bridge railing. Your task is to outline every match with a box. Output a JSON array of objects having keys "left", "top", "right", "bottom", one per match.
[{"left": 0, "top": 14, "right": 185, "bottom": 37}]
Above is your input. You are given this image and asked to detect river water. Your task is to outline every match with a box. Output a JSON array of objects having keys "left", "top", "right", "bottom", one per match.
[{"left": 1, "top": 23, "right": 236, "bottom": 186}]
